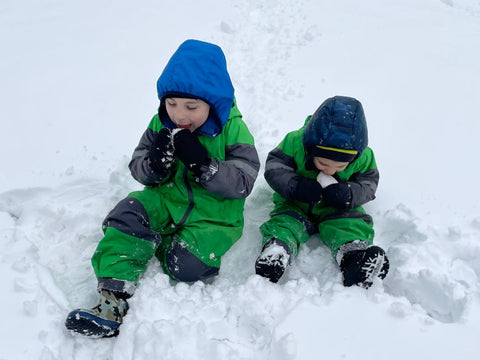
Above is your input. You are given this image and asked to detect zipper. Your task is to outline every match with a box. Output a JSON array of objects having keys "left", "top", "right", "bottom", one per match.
[
  {"left": 177, "top": 167, "right": 195, "bottom": 226},
  {"left": 307, "top": 202, "right": 314, "bottom": 217}
]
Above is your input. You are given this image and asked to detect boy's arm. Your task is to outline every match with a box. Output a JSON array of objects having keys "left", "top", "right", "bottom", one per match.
[
  {"left": 264, "top": 147, "right": 299, "bottom": 199},
  {"left": 264, "top": 147, "right": 323, "bottom": 203},
  {"left": 323, "top": 147, "right": 379, "bottom": 208},
  {"left": 199, "top": 120, "right": 260, "bottom": 200},
  {"left": 199, "top": 143, "right": 260, "bottom": 200},
  {"left": 129, "top": 116, "right": 172, "bottom": 186},
  {"left": 346, "top": 168, "right": 379, "bottom": 207}
]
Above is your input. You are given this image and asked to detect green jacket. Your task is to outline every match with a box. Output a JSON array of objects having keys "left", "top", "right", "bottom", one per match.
[
  {"left": 127, "top": 101, "right": 260, "bottom": 266},
  {"left": 265, "top": 116, "right": 379, "bottom": 218}
]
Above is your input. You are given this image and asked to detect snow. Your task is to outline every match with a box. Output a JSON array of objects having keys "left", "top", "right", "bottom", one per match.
[{"left": 1, "top": 0, "right": 480, "bottom": 358}]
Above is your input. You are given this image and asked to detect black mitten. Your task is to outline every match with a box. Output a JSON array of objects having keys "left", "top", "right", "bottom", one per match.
[
  {"left": 149, "top": 128, "right": 174, "bottom": 175},
  {"left": 173, "top": 129, "right": 210, "bottom": 175},
  {"left": 322, "top": 182, "right": 352, "bottom": 208},
  {"left": 293, "top": 177, "right": 323, "bottom": 203}
]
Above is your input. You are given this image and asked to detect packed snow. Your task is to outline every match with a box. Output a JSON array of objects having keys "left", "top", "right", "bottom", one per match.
[{"left": 1, "top": 0, "right": 480, "bottom": 359}]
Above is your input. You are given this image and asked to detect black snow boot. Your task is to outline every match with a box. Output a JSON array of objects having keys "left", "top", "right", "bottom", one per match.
[
  {"left": 65, "top": 289, "right": 129, "bottom": 338},
  {"left": 255, "top": 238, "right": 291, "bottom": 283},
  {"left": 339, "top": 245, "right": 389, "bottom": 288}
]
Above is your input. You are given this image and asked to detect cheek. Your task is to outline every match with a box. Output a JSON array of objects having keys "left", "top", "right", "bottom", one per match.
[
  {"left": 166, "top": 107, "right": 175, "bottom": 120},
  {"left": 313, "top": 161, "right": 324, "bottom": 171},
  {"left": 193, "top": 111, "right": 209, "bottom": 125}
]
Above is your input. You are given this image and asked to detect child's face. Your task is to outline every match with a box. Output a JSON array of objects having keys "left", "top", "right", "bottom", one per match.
[
  {"left": 313, "top": 157, "right": 349, "bottom": 175},
  {"left": 165, "top": 97, "right": 210, "bottom": 132}
]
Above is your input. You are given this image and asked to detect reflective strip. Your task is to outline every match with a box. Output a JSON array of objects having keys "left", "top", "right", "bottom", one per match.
[
  {"left": 316, "top": 145, "right": 358, "bottom": 155},
  {"left": 335, "top": 240, "right": 369, "bottom": 264}
]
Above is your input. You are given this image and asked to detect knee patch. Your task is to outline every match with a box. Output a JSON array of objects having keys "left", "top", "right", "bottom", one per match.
[{"left": 164, "top": 241, "right": 219, "bottom": 282}]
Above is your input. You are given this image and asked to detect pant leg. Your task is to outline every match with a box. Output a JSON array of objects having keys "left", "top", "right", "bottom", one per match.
[
  {"left": 318, "top": 206, "right": 374, "bottom": 259},
  {"left": 158, "top": 239, "right": 219, "bottom": 282},
  {"left": 155, "top": 221, "right": 238, "bottom": 281},
  {"left": 259, "top": 211, "right": 316, "bottom": 257},
  {"left": 91, "top": 190, "right": 170, "bottom": 295}
]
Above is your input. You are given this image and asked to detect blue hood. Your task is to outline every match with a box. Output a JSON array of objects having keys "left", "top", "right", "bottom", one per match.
[
  {"left": 156, "top": 39, "right": 234, "bottom": 137},
  {"left": 303, "top": 96, "right": 368, "bottom": 156}
]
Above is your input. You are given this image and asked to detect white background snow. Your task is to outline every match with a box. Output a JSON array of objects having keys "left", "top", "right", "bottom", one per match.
[{"left": 1, "top": 0, "right": 480, "bottom": 359}]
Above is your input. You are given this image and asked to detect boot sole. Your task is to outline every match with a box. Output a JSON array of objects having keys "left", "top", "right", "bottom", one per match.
[
  {"left": 361, "top": 247, "right": 389, "bottom": 288},
  {"left": 65, "top": 310, "right": 120, "bottom": 338}
]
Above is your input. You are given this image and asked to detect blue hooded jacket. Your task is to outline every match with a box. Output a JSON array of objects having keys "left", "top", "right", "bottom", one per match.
[{"left": 156, "top": 39, "right": 235, "bottom": 137}]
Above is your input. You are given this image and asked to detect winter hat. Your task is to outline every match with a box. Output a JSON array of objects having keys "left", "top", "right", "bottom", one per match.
[
  {"left": 303, "top": 96, "right": 368, "bottom": 164},
  {"left": 308, "top": 145, "right": 358, "bottom": 162}
]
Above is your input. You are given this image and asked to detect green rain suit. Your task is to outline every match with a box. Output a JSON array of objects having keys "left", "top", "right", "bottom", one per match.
[
  {"left": 91, "top": 40, "right": 260, "bottom": 295},
  {"left": 260, "top": 96, "right": 379, "bottom": 261}
]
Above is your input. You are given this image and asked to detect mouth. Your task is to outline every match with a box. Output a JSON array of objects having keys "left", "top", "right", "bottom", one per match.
[{"left": 177, "top": 124, "right": 192, "bottom": 130}]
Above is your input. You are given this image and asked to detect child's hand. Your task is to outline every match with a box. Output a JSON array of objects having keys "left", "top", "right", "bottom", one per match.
[
  {"left": 294, "top": 177, "right": 323, "bottom": 203},
  {"left": 173, "top": 129, "right": 210, "bottom": 175},
  {"left": 149, "top": 128, "right": 174, "bottom": 175},
  {"left": 322, "top": 182, "right": 352, "bottom": 208}
]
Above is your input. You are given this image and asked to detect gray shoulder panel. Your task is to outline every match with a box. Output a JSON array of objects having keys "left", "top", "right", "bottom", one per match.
[
  {"left": 264, "top": 148, "right": 300, "bottom": 200},
  {"left": 200, "top": 143, "right": 260, "bottom": 199},
  {"left": 348, "top": 168, "right": 379, "bottom": 207}
]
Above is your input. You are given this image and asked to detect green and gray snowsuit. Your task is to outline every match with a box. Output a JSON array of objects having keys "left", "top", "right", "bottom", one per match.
[
  {"left": 260, "top": 97, "right": 379, "bottom": 261},
  {"left": 92, "top": 40, "right": 260, "bottom": 295}
]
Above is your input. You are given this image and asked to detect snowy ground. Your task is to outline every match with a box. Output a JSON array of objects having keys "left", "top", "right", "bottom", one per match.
[{"left": 1, "top": 0, "right": 480, "bottom": 359}]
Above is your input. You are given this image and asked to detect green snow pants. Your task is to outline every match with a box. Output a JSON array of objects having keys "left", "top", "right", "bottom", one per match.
[
  {"left": 91, "top": 188, "right": 236, "bottom": 295},
  {"left": 259, "top": 203, "right": 374, "bottom": 260}
]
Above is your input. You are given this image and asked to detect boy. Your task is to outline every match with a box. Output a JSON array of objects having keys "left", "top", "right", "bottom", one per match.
[
  {"left": 255, "top": 96, "right": 389, "bottom": 287},
  {"left": 65, "top": 40, "right": 260, "bottom": 337}
]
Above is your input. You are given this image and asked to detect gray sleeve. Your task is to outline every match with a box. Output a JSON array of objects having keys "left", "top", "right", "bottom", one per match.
[
  {"left": 128, "top": 128, "right": 170, "bottom": 186},
  {"left": 348, "top": 168, "right": 379, "bottom": 208},
  {"left": 264, "top": 148, "right": 302, "bottom": 200},
  {"left": 199, "top": 143, "right": 260, "bottom": 199}
]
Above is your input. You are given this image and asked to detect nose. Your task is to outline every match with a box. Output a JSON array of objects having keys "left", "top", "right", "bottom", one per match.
[{"left": 173, "top": 109, "right": 189, "bottom": 124}]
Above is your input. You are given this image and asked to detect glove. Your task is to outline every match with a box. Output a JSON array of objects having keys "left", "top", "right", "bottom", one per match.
[
  {"left": 322, "top": 182, "right": 352, "bottom": 208},
  {"left": 173, "top": 129, "right": 210, "bottom": 175},
  {"left": 293, "top": 177, "right": 323, "bottom": 203},
  {"left": 149, "top": 128, "right": 175, "bottom": 175}
]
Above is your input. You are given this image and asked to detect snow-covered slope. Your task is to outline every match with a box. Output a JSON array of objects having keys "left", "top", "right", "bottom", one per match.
[{"left": 1, "top": 0, "right": 480, "bottom": 359}]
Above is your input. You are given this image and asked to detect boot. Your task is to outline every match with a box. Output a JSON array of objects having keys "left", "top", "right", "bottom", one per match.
[
  {"left": 339, "top": 245, "right": 389, "bottom": 288},
  {"left": 65, "top": 289, "right": 129, "bottom": 338},
  {"left": 255, "top": 238, "right": 291, "bottom": 283}
]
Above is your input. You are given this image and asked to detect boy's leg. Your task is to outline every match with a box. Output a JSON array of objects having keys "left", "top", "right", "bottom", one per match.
[
  {"left": 318, "top": 207, "right": 388, "bottom": 287},
  {"left": 157, "top": 238, "right": 219, "bottom": 282},
  {"left": 155, "top": 221, "right": 242, "bottom": 282},
  {"left": 67, "top": 189, "right": 170, "bottom": 337},
  {"left": 92, "top": 189, "right": 170, "bottom": 295},
  {"left": 259, "top": 211, "right": 316, "bottom": 256},
  {"left": 257, "top": 211, "right": 315, "bottom": 282},
  {"left": 317, "top": 207, "right": 374, "bottom": 257}
]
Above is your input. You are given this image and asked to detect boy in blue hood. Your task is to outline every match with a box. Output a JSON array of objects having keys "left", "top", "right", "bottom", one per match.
[
  {"left": 65, "top": 40, "right": 260, "bottom": 338},
  {"left": 255, "top": 96, "right": 389, "bottom": 287}
]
